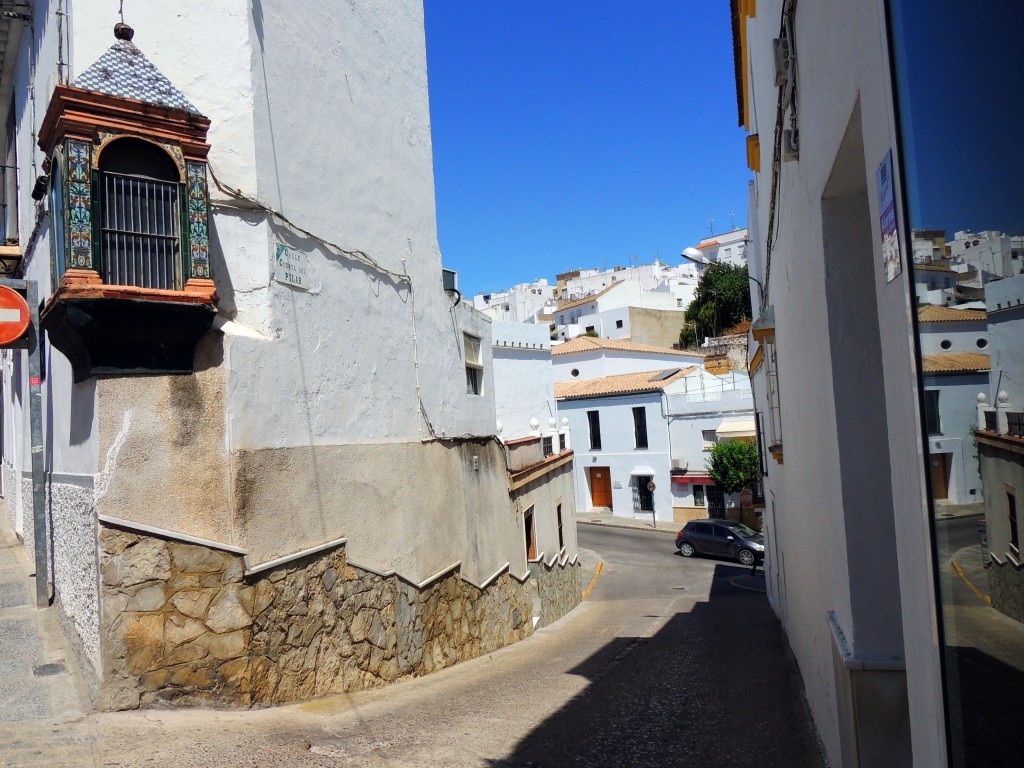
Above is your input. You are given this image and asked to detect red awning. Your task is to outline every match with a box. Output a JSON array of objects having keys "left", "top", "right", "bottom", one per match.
[{"left": 672, "top": 474, "right": 712, "bottom": 484}]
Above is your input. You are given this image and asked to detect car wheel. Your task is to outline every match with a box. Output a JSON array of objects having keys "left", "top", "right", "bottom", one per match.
[
  {"left": 737, "top": 549, "right": 756, "bottom": 567},
  {"left": 679, "top": 542, "right": 696, "bottom": 558}
]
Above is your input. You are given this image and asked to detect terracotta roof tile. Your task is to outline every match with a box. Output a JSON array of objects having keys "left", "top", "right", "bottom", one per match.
[
  {"left": 555, "top": 367, "right": 697, "bottom": 400},
  {"left": 915, "top": 264, "right": 954, "bottom": 273},
  {"left": 921, "top": 352, "right": 990, "bottom": 374},
  {"left": 918, "top": 305, "right": 987, "bottom": 323},
  {"left": 556, "top": 283, "right": 620, "bottom": 312},
  {"left": 698, "top": 239, "right": 720, "bottom": 248},
  {"left": 552, "top": 336, "right": 704, "bottom": 357}
]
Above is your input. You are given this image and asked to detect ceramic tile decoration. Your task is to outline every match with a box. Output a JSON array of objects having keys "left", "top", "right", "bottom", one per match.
[{"left": 73, "top": 40, "right": 199, "bottom": 114}]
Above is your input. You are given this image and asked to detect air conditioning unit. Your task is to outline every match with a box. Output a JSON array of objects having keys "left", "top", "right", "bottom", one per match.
[
  {"left": 442, "top": 268, "right": 458, "bottom": 293},
  {"left": 671, "top": 458, "right": 689, "bottom": 471}
]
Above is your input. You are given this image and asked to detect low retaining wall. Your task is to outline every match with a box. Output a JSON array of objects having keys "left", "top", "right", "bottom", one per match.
[
  {"left": 97, "top": 525, "right": 538, "bottom": 709},
  {"left": 990, "top": 557, "right": 1024, "bottom": 625},
  {"left": 528, "top": 556, "right": 581, "bottom": 629}
]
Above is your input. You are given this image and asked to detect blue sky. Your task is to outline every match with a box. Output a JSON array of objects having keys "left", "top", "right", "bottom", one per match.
[{"left": 423, "top": 2, "right": 750, "bottom": 297}]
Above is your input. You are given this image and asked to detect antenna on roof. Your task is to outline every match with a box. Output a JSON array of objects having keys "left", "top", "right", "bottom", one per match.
[
  {"left": 707, "top": 217, "right": 715, "bottom": 237},
  {"left": 729, "top": 211, "right": 737, "bottom": 230}
]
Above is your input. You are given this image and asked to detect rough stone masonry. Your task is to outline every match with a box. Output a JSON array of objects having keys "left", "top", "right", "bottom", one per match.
[{"left": 97, "top": 525, "right": 579, "bottom": 709}]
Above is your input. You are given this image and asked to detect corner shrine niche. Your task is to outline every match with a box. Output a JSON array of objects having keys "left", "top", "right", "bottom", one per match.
[{"left": 37, "top": 24, "right": 216, "bottom": 381}]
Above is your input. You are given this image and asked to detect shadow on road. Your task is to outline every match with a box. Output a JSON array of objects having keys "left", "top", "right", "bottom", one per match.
[{"left": 487, "top": 564, "right": 823, "bottom": 768}]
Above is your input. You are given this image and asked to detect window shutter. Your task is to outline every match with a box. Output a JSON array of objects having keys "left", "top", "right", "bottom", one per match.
[{"left": 464, "top": 334, "right": 482, "bottom": 367}]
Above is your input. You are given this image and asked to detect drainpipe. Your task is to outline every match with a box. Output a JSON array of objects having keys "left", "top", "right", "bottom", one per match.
[{"left": 26, "top": 281, "right": 47, "bottom": 608}]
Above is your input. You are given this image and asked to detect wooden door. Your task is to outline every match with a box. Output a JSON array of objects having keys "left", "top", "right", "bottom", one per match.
[
  {"left": 589, "top": 467, "right": 613, "bottom": 509},
  {"left": 930, "top": 454, "right": 949, "bottom": 500}
]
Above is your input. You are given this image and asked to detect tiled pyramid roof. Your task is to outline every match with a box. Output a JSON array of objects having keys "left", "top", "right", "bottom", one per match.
[{"left": 73, "top": 39, "right": 199, "bottom": 114}]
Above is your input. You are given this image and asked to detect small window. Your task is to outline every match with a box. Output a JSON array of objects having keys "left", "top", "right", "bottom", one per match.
[
  {"left": 559, "top": 432, "right": 567, "bottom": 451},
  {"left": 585, "top": 325, "right": 595, "bottom": 333},
  {"left": 524, "top": 507, "right": 537, "bottom": 560},
  {"left": 464, "top": 333, "right": 483, "bottom": 395},
  {"left": 702, "top": 430, "right": 717, "bottom": 450},
  {"left": 615, "top": 319, "right": 623, "bottom": 329},
  {"left": 924, "top": 390, "right": 941, "bottom": 435},
  {"left": 542, "top": 436, "right": 554, "bottom": 457},
  {"left": 1009, "top": 491, "right": 1019, "bottom": 552},
  {"left": 694, "top": 485, "right": 706, "bottom": 506},
  {"left": 571, "top": 368, "right": 580, "bottom": 378},
  {"left": 633, "top": 406, "right": 648, "bottom": 449},
  {"left": 2, "top": 100, "right": 18, "bottom": 244},
  {"left": 557, "top": 503, "right": 564, "bottom": 549},
  {"left": 677, "top": 298, "right": 683, "bottom": 307},
  {"left": 977, "top": 338, "right": 988, "bottom": 349},
  {"left": 940, "top": 339, "right": 952, "bottom": 350},
  {"left": 588, "top": 410, "right": 602, "bottom": 450}
]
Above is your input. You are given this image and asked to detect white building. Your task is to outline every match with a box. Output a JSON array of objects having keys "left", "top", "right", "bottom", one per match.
[
  {"left": 555, "top": 360, "right": 755, "bottom": 525},
  {"left": 0, "top": 1, "right": 578, "bottom": 711},
  {"left": 913, "top": 263, "right": 957, "bottom": 306},
  {"left": 556, "top": 368, "right": 692, "bottom": 522},
  {"left": 976, "top": 274, "right": 1024, "bottom": 624},
  {"left": 737, "top": 0, "right": 965, "bottom": 763},
  {"left": 472, "top": 279, "right": 556, "bottom": 324},
  {"left": 550, "top": 260, "right": 702, "bottom": 347},
  {"left": 490, "top": 321, "right": 579, "bottom": 628},
  {"left": 693, "top": 227, "right": 749, "bottom": 267},
  {"left": 917, "top": 307, "right": 989, "bottom": 505},
  {"left": 948, "top": 230, "right": 1024, "bottom": 284},
  {"left": 551, "top": 336, "right": 704, "bottom": 382}
]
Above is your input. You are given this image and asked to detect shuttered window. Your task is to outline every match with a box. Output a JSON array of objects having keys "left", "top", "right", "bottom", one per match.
[{"left": 464, "top": 333, "right": 483, "bottom": 395}]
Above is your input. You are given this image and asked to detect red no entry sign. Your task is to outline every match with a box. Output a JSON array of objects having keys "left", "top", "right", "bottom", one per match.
[{"left": 0, "top": 285, "right": 30, "bottom": 346}]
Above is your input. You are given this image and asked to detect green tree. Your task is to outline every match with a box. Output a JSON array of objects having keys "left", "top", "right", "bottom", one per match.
[
  {"left": 683, "top": 263, "right": 753, "bottom": 342},
  {"left": 706, "top": 440, "right": 759, "bottom": 494}
]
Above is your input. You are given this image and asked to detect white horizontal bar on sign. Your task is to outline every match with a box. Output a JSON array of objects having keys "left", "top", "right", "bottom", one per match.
[{"left": 0, "top": 308, "right": 21, "bottom": 322}]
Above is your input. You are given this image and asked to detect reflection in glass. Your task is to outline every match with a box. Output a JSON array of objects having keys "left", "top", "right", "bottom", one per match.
[{"left": 890, "top": 1, "right": 1024, "bottom": 764}]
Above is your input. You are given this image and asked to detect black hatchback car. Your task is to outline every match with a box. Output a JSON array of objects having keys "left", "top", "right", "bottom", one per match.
[{"left": 676, "top": 520, "right": 764, "bottom": 566}]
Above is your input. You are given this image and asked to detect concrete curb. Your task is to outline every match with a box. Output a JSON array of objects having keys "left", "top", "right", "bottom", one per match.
[{"left": 577, "top": 519, "right": 679, "bottom": 536}]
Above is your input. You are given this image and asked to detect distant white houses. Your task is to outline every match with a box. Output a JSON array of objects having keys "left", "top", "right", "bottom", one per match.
[{"left": 473, "top": 280, "right": 556, "bottom": 324}]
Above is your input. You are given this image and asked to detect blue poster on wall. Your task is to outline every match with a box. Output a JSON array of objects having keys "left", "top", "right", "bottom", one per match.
[{"left": 877, "top": 150, "right": 902, "bottom": 283}]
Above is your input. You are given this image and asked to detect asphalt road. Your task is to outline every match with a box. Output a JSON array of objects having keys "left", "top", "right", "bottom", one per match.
[{"left": 84, "top": 526, "right": 823, "bottom": 768}]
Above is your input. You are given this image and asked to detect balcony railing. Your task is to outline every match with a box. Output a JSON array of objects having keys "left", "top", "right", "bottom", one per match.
[{"left": 1009, "top": 411, "right": 1024, "bottom": 438}]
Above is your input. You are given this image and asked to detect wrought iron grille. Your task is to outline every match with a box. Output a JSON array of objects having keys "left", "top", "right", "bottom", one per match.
[
  {"left": 1008, "top": 411, "right": 1024, "bottom": 438},
  {"left": 100, "top": 172, "right": 181, "bottom": 290}
]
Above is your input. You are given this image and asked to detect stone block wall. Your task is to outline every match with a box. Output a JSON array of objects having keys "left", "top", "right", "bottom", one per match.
[
  {"left": 989, "top": 559, "right": 1024, "bottom": 625},
  {"left": 97, "top": 525, "right": 535, "bottom": 709},
  {"left": 528, "top": 558, "right": 581, "bottom": 629}
]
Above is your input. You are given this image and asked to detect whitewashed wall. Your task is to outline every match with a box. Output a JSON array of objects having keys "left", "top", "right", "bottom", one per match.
[
  {"left": 744, "top": 1, "right": 944, "bottom": 764},
  {"left": 552, "top": 348, "right": 703, "bottom": 382},
  {"left": 491, "top": 321, "right": 556, "bottom": 441},
  {"left": 558, "top": 393, "right": 673, "bottom": 521}
]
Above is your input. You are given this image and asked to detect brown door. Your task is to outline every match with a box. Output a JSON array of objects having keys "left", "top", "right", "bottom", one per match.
[
  {"left": 589, "top": 467, "right": 613, "bottom": 509},
  {"left": 929, "top": 454, "right": 949, "bottom": 500}
]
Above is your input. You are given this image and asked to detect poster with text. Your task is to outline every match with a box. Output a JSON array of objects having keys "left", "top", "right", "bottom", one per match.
[{"left": 877, "top": 150, "right": 902, "bottom": 283}]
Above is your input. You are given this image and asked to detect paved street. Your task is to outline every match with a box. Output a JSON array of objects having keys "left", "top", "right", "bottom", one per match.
[
  {"left": 936, "top": 515, "right": 1024, "bottom": 763},
  {"left": 2, "top": 525, "right": 822, "bottom": 767}
]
